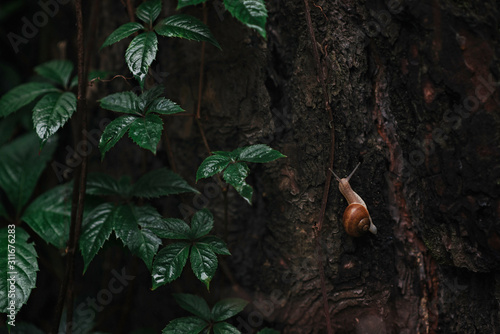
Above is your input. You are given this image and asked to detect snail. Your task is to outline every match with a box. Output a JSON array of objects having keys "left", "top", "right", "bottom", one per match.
[{"left": 330, "top": 163, "right": 377, "bottom": 237}]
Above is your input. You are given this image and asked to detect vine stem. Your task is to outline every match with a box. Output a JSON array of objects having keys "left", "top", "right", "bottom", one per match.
[
  {"left": 303, "top": 0, "right": 335, "bottom": 333},
  {"left": 51, "top": 0, "right": 88, "bottom": 332}
]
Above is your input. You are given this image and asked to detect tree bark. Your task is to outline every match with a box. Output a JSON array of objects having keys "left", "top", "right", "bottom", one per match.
[{"left": 163, "top": 0, "right": 500, "bottom": 332}]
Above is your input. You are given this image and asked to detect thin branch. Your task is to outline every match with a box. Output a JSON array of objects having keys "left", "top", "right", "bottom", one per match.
[
  {"left": 196, "top": 3, "right": 208, "bottom": 119},
  {"left": 51, "top": 0, "right": 88, "bottom": 332},
  {"left": 303, "top": 0, "right": 335, "bottom": 333},
  {"left": 126, "top": 0, "right": 135, "bottom": 22}
]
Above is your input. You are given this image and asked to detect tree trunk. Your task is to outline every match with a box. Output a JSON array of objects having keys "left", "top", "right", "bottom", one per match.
[{"left": 163, "top": 0, "right": 500, "bottom": 332}]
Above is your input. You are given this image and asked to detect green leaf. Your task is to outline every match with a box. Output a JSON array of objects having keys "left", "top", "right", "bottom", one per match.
[
  {"left": 86, "top": 173, "right": 132, "bottom": 197},
  {"left": 139, "top": 85, "right": 165, "bottom": 110},
  {"left": 155, "top": 14, "right": 221, "bottom": 50},
  {"left": 0, "top": 132, "right": 57, "bottom": 213},
  {"left": 79, "top": 203, "right": 115, "bottom": 272},
  {"left": 132, "top": 168, "right": 198, "bottom": 198},
  {"left": 189, "top": 209, "right": 213, "bottom": 239},
  {"left": 223, "top": 0, "right": 267, "bottom": 38},
  {"left": 125, "top": 31, "right": 158, "bottom": 89},
  {"left": 151, "top": 218, "right": 191, "bottom": 239},
  {"left": 146, "top": 98, "right": 184, "bottom": 115},
  {"left": 0, "top": 227, "right": 38, "bottom": 314},
  {"left": 212, "top": 148, "right": 242, "bottom": 161},
  {"left": 196, "top": 155, "right": 231, "bottom": 181},
  {"left": 212, "top": 298, "right": 248, "bottom": 322},
  {"left": 213, "top": 322, "right": 240, "bottom": 334},
  {"left": 135, "top": 205, "right": 189, "bottom": 239},
  {"left": 162, "top": 316, "right": 207, "bottom": 334},
  {"left": 128, "top": 114, "right": 163, "bottom": 154},
  {"left": 257, "top": 329, "right": 280, "bottom": 334},
  {"left": 177, "top": 0, "right": 208, "bottom": 9},
  {"left": 22, "top": 183, "right": 71, "bottom": 249},
  {"left": 136, "top": 0, "right": 162, "bottom": 26},
  {"left": 236, "top": 144, "right": 285, "bottom": 163},
  {"left": 223, "top": 162, "right": 253, "bottom": 204},
  {"left": 100, "top": 22, "right": 145, "bottom": 49},
  {"left": 190, "top": 243, "right": 217, "bottom": 290},
  {"left": 112, "top": 204, "right": 137, "bottom": 243},
  {"left": 151, "top": 242, "right": 190, "bottom": 289},
  {"left": 100, "top": 91, "right": 141, "bottom": 115},
  {"left": 0, "top": 82, "right": 59, "bottom": 118},
  {"left": 198, "top": 236, "right": 230, "bottom": 255},
  {"left": 33, "top": 92, "right": 77, "bottom": 145},
  {"left": 173, "top": 294, "right": 211, "bottom": 321},
  {"left": 125, "top": 205, "right": 162, "bottom": 271},
  {"left": 99, "top": 115, "right": 137, "bottom": 159},
  {"left": 34, "top": 60, "right": 74, "bottom": 87}
]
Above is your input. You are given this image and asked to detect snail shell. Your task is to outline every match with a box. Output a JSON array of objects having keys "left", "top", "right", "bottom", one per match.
[
  {"left": 330, "top": 163, "right": 377, "bottom": 237},
  {"left": 343, "top": 203, "right": 371, "bottom": 237}
]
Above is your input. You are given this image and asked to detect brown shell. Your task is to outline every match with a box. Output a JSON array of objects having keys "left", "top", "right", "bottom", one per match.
[{"left": 343, "top": 203, "right": 371, "bottom": 237}]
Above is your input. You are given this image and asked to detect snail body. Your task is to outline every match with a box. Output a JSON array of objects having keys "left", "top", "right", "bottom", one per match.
[{"left": 330, "top": 163, "right": 377, "bottom": 237}]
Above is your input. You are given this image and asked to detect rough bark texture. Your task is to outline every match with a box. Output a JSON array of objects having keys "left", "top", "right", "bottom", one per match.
[{"left": 161, "top": 0, "right": 500, "bottom": 333}]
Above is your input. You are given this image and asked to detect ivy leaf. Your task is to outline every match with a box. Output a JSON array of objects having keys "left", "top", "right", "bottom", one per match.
[
  {"left": 0, "top": 227, "right": 38, "bottom": 314},
  {"left": 0, "top": 82, "right": 59, "bottom": 118},
  {"left": 86, "top": 173, "right": 132, "bottom": 197},
  {"left": 32, "top": 92, "right": 77, "bottom": 145},
  {"left": 146, "top": 98, "right": 184, "bottom": 115},
  {"left": 257, "top": 329, "right": 281, "bottom": 334},
  {"left": 151, "top": 242, "right": 190, "bottom": 290},
  {"left": 155, "top": 14, "right": 221, "bottom": 50},
  {"left": 99, "top": 115, "right": 137, "bottom": 159},
  {"left": 125, "top": 31, "right": 158, "bottom": 89},
  {"left": 99, "top": 91, "right": 141, "bottom": 115},
  {"left": 211, "top": 298, "right": 248, "bottom": 322},
  {"left": 212, "top": 148, "right": 242, "bottom": 161},
  {"left": 197, "top": 236, "right": 230, "bottom": 255},
  {"left": 139, "top": 85, "right": 165, "bottom": 110},
  {"left": 120, "top": 204, "right": 162, "bottom": 271},
  {"left": 151, "top": 218, "right": 191, "bottom": 239},
  {"left": 112, "top": 204, "right": 137, "bottom": 243},
  {"left": 189, "top": 208, "right": 213, "bottom": 239},
  {"left": 79, "top": 203, "right": 115, "bottom": 273},
  {"left": 236, "top": 144, "right": 286, "bottom": 163},
  {"left": 223, "top": 0, "right": 267, "bottom": 38},
  {"left": 136, "top": 0, "right": 162, "bottom": 26},
  {"left": 135, "top": 205, "right": 189, "bottom": 240},
  {"left": 223, "top": 162, "right": 253, "bottom": 204},
  {"left": 127, "top": 224, "right": 162, "bottom": 271},
  {"left": 22, "top": 184, "right": 72, "bottom": 250},
  {"left": 34, "top": 60, "right": 74, "bottom": 88},
  {"left": 162, "top": 316, "right": 207, "bottom": 334},
  {"left": 176, "top": 0, "right": 208, "bottom": 10},
  {"left": 190, "top": 243, "right": 217, "bottom": 290},
  {"left": 0, "top": 133, "right": 57, "bottom": 213},
  {"left": 195, "top": 155, "right": 231, "bottom": 181},
  {"left": 128, "top": 114, "right": 163, "bottom": 154},
  {"left": 173, "top": 294, "right": 211, "bottom": 321},
  {"left": 132, "top": 168, "right": 198, "bottom": 198},
  {"left": 100, "top": 22, "right": 144, "bottom": 50},
  {"left": 213, "top": 322, "right": 240, "bottom": 334}
]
